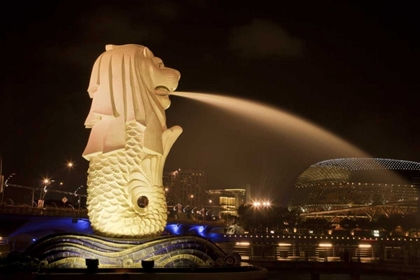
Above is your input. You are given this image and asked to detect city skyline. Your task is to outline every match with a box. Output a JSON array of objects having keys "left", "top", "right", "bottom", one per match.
[{"left": 1, "top": 1, "right": 418, "bottom": 204}]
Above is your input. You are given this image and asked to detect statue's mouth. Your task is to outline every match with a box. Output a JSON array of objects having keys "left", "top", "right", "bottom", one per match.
[{"left": 154, "top": 86, "right": 171, "bottom": 96}]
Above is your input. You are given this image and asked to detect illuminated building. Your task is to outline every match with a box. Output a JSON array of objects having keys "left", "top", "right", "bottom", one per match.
[
  {"left": 163, "top": 169, "right": 206, "bottom": 207},
  {"left": 206, "top": 188, "right": 249, "bottom": 217},
  {"left": 288, "top": 158, "right": 420, "bottom": 219}
]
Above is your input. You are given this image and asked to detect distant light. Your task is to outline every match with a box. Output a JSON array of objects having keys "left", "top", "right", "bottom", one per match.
[
  {"left": 279, "top": 243, "right": 292, "bottom": 247},
  {"left": 253, "top": 200, "right": 270, "bottom": 207},
  {"left": 319, "top": 243, "right": 332, "bottom": 247},
  {"left": 359, "top": 244, "right": 371, "bottom": 248},
  {"left": 236, "top": 242, "right": 250, "bottom": 246},
  {"left": 32, "top": 238, "right": 36, "bottom": 242}
]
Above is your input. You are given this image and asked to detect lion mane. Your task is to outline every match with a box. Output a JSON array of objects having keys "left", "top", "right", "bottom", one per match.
[{"left": 83, "top": 44, "right": 180, "bottom": 159}]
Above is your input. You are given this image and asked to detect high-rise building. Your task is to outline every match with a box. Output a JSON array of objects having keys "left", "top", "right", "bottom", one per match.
[{"left": 163, "top": 169, "right": 206, "bottom": 207}]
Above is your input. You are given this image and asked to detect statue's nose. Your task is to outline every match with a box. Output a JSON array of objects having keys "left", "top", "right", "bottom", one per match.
[{"left": 166, "top": 68, "right": 181, "bottom": 82}]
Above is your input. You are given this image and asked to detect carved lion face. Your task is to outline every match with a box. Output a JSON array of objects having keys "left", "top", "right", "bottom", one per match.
[
  {"left": 140, "top": 48, "right": 181, "bottom": 110},
  {"left": 84, "top": 44, "right": 181, "bottom": 158}
]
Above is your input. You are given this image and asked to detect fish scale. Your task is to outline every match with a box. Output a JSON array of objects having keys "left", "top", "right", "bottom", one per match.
[{"left": 87, "top": 122, "right": 167, "bottom": 238}]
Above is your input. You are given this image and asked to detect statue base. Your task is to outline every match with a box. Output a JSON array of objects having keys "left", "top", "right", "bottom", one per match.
[
  {"left": 25, "top": 233, "right": 241, "bottom": 268},
  {"left": 23, "top": 233, "right": 267, "bottom": 280}
]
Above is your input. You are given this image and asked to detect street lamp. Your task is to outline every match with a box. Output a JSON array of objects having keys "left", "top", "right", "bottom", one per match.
[
  {"left": 251, "top": 200, "right": 272, "bottom": 234},
  {"left": 38, "top": 178, "right": 54, "bottom": 207},
  {"left": 5, "top": 173, "right": 16, "bottom": 186},
  {"left": 164, "top": 187, "right": 169, "bottom": 203},
  {"left": 74, "top": 185, "right": 84, "bottom": 210},
  {"left": 1, "top": 173, "right": 16, "bottom": 205}
]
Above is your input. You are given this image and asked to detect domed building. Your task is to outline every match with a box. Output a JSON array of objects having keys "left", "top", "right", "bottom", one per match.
[{"left": 288, "top": 158, "right": 420, "bottom": 218}]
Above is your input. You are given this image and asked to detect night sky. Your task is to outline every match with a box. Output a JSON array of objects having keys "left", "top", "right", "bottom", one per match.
[{"left": 1, "top": 1, "right": 418, "bottom": 205}]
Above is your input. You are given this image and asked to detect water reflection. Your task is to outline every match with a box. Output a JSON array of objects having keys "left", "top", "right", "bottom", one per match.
[
  {"left": 216, "top": 241, "right": 377, "bottom": 263},
  {"left": 216, "top": 241, "right": 415, "bottom": 280}
]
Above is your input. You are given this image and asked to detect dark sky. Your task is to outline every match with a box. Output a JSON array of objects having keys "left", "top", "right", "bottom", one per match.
[{"left": 1, "top": 1, "right": 418, "bottom": 205}]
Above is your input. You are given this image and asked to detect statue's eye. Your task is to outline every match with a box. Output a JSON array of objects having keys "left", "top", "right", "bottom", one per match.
[
  {"left": 152, "top": 57, "right": 164, "bottom": 68},
  {"left": 137, "top": 196, "right": 149, "bottom": 208}
]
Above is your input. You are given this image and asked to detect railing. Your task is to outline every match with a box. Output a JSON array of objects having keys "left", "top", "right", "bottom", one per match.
[
  {"left": 0, "top": 205, "right": 227, "bottom": 225},
  {"left": 0, "top": 204, "right": 88, "bottom": 218},
  {"left": 220, "top": 233, "right": 420, "bottom": 244}
]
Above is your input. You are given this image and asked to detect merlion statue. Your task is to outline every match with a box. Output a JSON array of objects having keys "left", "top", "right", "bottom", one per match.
[{"left": 83, "top": 44, "right": 182, "bottom": 238}]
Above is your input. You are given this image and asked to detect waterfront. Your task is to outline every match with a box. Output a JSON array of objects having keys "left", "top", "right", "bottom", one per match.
[{"left": 2, "top": 206, "right": 420, "bottom": 279}]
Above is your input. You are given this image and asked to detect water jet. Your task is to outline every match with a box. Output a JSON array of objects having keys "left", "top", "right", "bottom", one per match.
[{"left": 171, "top": 91, "right": 368, "bottom": 158}]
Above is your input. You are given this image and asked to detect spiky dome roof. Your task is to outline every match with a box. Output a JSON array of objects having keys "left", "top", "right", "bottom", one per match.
[{"left": 295, "top": 158, "right": 420, "bottom": 187}]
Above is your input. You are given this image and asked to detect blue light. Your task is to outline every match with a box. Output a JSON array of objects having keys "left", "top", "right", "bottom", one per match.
[
  {"left": 187, "top": 225, "right": 208, "bottom": 237},
  {"left": 9, "top": 217, "right": 93, "bottom": 239},
  {"left": 165, "top": 223, "right": 183, "bottom": 235}
]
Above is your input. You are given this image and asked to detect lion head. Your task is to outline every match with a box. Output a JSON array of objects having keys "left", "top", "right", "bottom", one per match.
[{"left": 83, "top": 44, "right": 181, "bottom": 159}]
